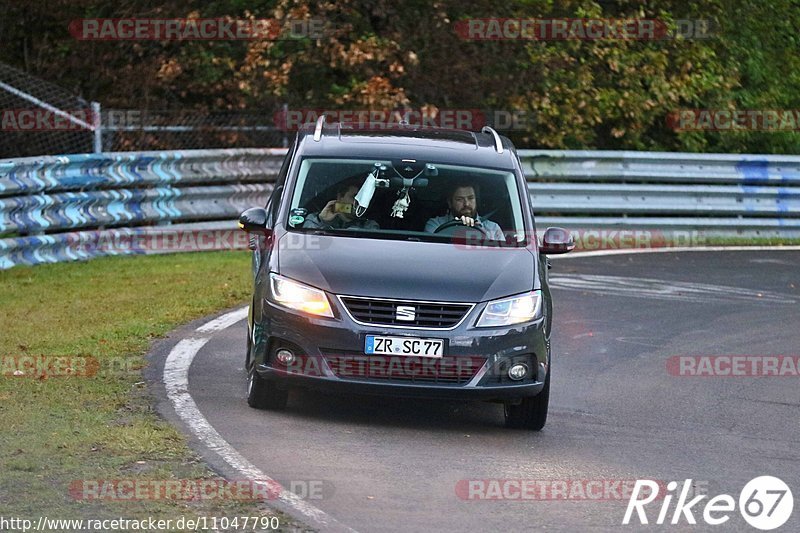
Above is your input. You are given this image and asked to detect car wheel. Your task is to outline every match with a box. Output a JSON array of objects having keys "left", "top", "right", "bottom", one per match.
[
  {"left": 246, "top": 361, "right": 288, "bottom": 410},
  {"left": 504, "top": 369, "right": 549, "bottom": 430}
]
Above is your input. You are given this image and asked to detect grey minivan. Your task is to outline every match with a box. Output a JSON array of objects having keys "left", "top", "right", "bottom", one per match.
[{"left": 238, "top": 120, "right": 574, "bottom": 430}]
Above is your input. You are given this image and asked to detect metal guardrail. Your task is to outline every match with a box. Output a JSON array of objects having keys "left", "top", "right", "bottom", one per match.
[
  {"left": 2, "top": 148, "right": 799, "bottom": 269},
  {"left": 0, "top": 149, "right": 281, "bottom": 268},
  {"left": 523, "top": 150, "right": 800, "bottom": 235}
]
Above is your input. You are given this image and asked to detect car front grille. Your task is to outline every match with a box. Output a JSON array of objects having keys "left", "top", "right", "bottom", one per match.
[
  {"left": 339, "top": 296, "right": 473, "bottom": 328},
  {"left": 320, "top": 350, "right": 486, "bottom": 385}
]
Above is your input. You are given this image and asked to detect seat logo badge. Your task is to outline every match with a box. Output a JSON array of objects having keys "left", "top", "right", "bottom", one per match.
[{"left": 395, "top": 305, "right": 416, "bottom": 321}]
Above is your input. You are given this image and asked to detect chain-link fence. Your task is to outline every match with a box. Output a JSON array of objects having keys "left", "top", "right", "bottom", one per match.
[
  {"left": 0, "top": 62, "right": 99, "bottom": 158},
  {"left": 0, "top": 62, "right": 288, "bottom": 158},
  {"left": 1, "top": 61, "right": 538, "bottom": 158},
  {"left": 100, "top": 109, "right": 288, "bottom": 152}
]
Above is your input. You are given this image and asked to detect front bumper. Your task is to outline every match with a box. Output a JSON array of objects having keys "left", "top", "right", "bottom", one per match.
[{"left": 252, "top": 296, "right": 550, "bottom": 401}]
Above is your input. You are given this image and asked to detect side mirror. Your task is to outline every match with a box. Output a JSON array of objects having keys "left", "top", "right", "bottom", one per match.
[
  {"left": 539, "top": 227, "right": 575, "bottom": 255},
  {"left": 238, "top": 208, "right": 270, "bottom": 234}
]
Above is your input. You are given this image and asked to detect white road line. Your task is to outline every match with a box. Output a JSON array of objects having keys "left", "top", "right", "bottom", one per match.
[
  {"left": 548, "top": 274, "right": 796, "bottom": 304},
  {"left": 163, "top": 247, "right": 800, "bottom": 531},
  {"left": 552, "top": 245, "right": 800, "bottom": 259},
  {"left": 195, "top": 306, "right": 249, "bottom": 333},
  {"left": 163, "top": 310, "right": 356, "bottom": 532}
]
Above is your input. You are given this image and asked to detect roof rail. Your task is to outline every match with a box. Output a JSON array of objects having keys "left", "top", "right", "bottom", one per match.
[
  {"left": 313, "top": 115, "right": 327, "bottom": 142},
  {"left": 481, "top": 126, "right": 504, "bottom": 154}
]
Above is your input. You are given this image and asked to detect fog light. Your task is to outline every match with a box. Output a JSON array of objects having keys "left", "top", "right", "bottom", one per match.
[
  {"left": 275, "top": 349, "right": 295, "bottom": 366},
  {"left": 508, "top": 363, "right": 528, "bottom": 381}
]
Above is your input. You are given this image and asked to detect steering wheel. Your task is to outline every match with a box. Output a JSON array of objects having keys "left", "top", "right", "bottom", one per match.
[{"left": 433, "top": 218, "right": 489, "bottom": 238}]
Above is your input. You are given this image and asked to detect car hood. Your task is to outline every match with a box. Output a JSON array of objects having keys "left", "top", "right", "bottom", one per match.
[{"left": 276, "top": 232, "right": 536, "bottom": 303}]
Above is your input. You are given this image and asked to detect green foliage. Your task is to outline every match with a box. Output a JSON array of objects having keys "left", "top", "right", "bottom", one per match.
[{"left": 1, "top": 0, "right": 799, "bottom": 152}]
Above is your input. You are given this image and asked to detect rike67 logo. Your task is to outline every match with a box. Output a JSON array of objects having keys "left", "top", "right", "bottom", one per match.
[{"left": 624, "top": 476, "right": 793, "bottom": 530}]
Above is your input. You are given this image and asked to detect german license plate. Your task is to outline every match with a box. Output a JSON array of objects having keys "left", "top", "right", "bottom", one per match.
[{"left": 365, "top": 335, "right": 444, "bottom": 358}]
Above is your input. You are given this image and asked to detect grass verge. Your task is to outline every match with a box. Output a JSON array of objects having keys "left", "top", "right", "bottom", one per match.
[
  {"left": 700, "top": 236, "right": 800, "bottom": 247},
  {"left": 0, "top": 252, "right": 301, "bottom": 531}
]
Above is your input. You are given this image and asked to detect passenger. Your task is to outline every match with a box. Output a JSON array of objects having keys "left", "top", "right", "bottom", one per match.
[{"left": 303, "top": 181, "right": 379, "bottom": 230}]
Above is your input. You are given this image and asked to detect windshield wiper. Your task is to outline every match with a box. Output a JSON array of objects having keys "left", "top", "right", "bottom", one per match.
[{"left": 296, "top": 228, "right": 340, "bottom": 237}]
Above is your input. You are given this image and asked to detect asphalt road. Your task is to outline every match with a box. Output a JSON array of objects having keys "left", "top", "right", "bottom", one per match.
[{"left": 158, "top": 250, "right": 800, "bottom": 532}]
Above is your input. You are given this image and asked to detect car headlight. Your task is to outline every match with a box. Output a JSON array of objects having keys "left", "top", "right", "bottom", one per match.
[
  {"left": 269, "top": 273, "right": 334, "bottom": 318},
  {"left": 476, "top": 291, "right": 542, "bottom": 327}
]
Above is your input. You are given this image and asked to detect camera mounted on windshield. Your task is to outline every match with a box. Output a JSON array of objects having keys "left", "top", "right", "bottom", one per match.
[{"left": 353, "top": 160, "right": 437, "bottom": 219}]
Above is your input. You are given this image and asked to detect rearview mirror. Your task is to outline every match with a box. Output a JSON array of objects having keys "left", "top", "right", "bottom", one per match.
[
  {"left": 238, "top": 208, "right": 270, "bottom": 234},
  {"left": 539, "top": 227, "right": 575, "bottom": 255}
]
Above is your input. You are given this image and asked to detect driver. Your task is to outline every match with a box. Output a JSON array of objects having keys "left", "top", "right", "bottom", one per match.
[
  {"left": 303, "top": 181, "right": 379, "bottom": 230},
  {"left": 424, "top": 181, "right": 505, "bottom": 240}
]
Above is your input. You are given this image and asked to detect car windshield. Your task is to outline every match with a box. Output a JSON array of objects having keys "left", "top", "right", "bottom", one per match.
[{"left": 286, "top": 157, "right": 527, "bottom": 246}]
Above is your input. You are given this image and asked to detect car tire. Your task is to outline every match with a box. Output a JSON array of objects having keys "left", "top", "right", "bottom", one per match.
[
  {"left": 247, "top": 362, "right": 288, "bottom": 410},
  {"left": 504, "top": 369, "right": 549, "bottom": 430}
]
